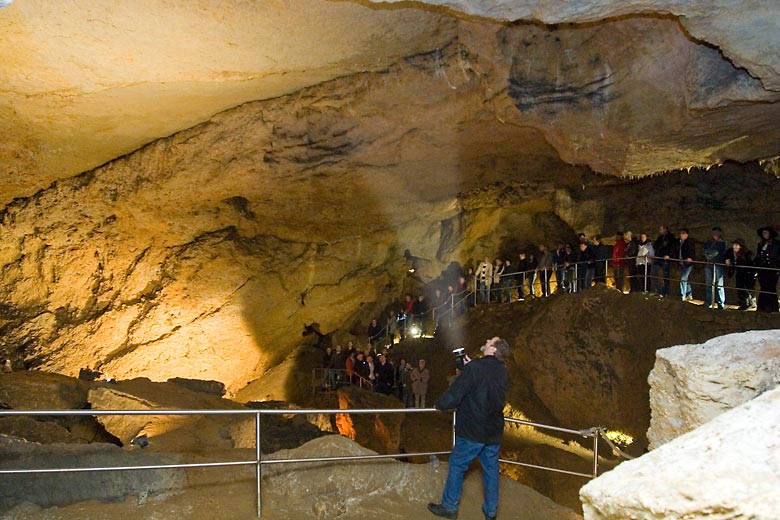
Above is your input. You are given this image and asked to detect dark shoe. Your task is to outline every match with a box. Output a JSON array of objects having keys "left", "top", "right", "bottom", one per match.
[{"left": 427, "top": 503, "right": 458, "bottom": 519}]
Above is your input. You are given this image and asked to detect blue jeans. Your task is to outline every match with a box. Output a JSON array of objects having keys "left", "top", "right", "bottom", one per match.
[
  {"left": 679, "top": 264, "right": 693, "bottom": 299},
  {"left": 441, "top": 437, "right": 500, "bottom": 517},
  {"left": 653, "top": 260, "right": 671, "bottom": 296},
  {"left": 704, "top": 264, "right": 725, "bottom": 307},
  {"left": 479, "top": 281, "right": 490, "bottom": 304}
]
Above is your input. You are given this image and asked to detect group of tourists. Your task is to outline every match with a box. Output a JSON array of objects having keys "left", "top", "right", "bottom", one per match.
[
  {"left": 321, "top": 343, "right": 432, "bottom": 407},
  {"left": 471, "top": 224, "right": 780, "bottom": 313},
  {"left": 360, "top": 224, "right": 780, "bottom": 353}
]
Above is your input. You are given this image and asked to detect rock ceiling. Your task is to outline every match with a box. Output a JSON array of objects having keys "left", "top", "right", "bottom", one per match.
[
  {"left": 2, "top": 0, "right": 780, "bottom": 391},
  {"left": 2, "top": 0, "right": 780, "bottom": 205}
]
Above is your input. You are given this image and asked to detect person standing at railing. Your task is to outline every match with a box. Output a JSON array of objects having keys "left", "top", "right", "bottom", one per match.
[
  {"left": 678, "top": 229, "right": 696, "bottom": 301},
  {"left": 636, "top": 232, "right": 655, "bottom": 293},
  {"left": 577, "top": 241, "right": 596, "bottom": 291},
  {"left": 755, "top": 226, "right": 780, "bottom": 312},
  {"left": 554, "top": 242, "right": 567, "bottom": 293},
  {"left": 385, "top": 308, "right": 399, "bottom": 345},
  {"left": 514, "top": 251, "right": 529, "bottom": 300},
  {"left": 593, "top": 235, "right": 610, "bottom": 285},
  {"left": 411, "top": 358, "right": 430, "bottom": 408},
  {"left": 625, "top": 231, "right": 640, "bottom": 293},
  {"left": 725, "top": 238, "right": 756, "bottom": 310},
  {"left": 563, "top": 243, "right": 577, "bottom": 293},
  {"left": 333, "top": 345, "right": 346, "bottom": 388},
  {"left": 322, "top": 346, "right": 336, "bottom": 390},
  {"left": 465, "top": 268, "right": 476, "bottom": 308},
  {"left": 500, "top": 258, "right": 513, "bottom": 303},
  {"left": 400, "top": 293, "right": 414, "bottom": 340},
  {"left": 526, "top": 251, "right": 539, "bottom": 298},
  {"left": 652, "top": 225, "right": 678, "bottom": 298},
  {"left": 355, "top": 353, "right": 369, "bottom": 385},
  {"left": 476, "top": 257, "right": 493, "bottom": 304},
  {"left": 427, "top": 336, "right": 509, "bottom": 520},
  {"left": 413, "top": 294, "right": 429, "bottom": 335},
  {"left": 537, "top": 244, "right": 554, "bottom": 297},
  {"left": 375, "top": 353, "right": 395, "bottom": 395},
  {"left": 345, "top": 350, "right": 356, "bottom": 385},
  {"left": 367, "top": 318, "right": 382, "bottom": 348},
  {"left": 611, "top": 231, "right": 627, "bottom": 293},
  {"left": 400, "top": 360, "right": 414, "bottom": 407},
  {"left": 703, "top": 227, "right": 727, "bottom": 309},
  {"left": 492, "top": 257, "right": 505, "bottom": 303}
]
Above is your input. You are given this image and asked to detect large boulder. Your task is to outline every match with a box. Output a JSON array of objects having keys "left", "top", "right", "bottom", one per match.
[
  {"left": 88, "top": 378, "right": 249, "bottom": 450},
  {"left": 580, "top": 385, "right": 780, "bottom": 519},
  {"left": 647, "top": 330, "right": 780, "bottom": 449},
  {"left": 0, "top": 436, "right": 185, "bottom": 511}
]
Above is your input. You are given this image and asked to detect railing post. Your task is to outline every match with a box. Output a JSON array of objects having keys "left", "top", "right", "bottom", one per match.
[
  {"left": 256, "top": 411, "right": 262, "bottom": 518},
  {"left": 643, "top": 263, "right": 648, "bottom": 293},
  {"left": 451, "top": 411, "right": 456, "bottom": 449},
  {"left": 592, "top": 429, "right": 599, "bottom": 478},
  {"left": 449, "top": 294, "right": 454, "bottom": 326},
  {"left": 711, "top": 261, "right": 716, "bottom": 308}
]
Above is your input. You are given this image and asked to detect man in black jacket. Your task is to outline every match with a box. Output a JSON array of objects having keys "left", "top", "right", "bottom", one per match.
[
  {"left": 428, "top": 337, "right": 509, "bottom": 520},
  {"left": 653, "top": 225, "right": 678, "bottom": 297}
]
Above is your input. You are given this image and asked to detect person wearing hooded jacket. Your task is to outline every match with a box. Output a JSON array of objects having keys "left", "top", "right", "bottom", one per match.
[{"left": 755, "top": 226, "right": 780, "bottom": 312}]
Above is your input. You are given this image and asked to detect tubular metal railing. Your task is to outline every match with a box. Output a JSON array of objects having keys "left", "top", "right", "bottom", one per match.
[
  {"left": 0, "top": 407, "right": 602, "bottom": 518},
  {"left": 358, "top": 253, "right": 779, "bottom": 352}
]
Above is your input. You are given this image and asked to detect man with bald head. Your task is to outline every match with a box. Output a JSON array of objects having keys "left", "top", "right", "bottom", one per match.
[{"left": 428, "top": 336, "right": 510, "bottom": 520}]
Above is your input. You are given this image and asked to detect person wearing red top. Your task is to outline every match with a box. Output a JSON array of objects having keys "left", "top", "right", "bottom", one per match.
[{"left": 611, "top": 231, "right": 628, "bottom": 293}]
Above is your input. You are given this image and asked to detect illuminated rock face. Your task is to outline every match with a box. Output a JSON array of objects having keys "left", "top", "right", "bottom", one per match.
[
  {"left": 579, "top": 385, "right": 780, "bottom": 520},
  {"left": 4, "top": 1, "right": 780, "bottom": 394},
  {"left": 647, "top": 330, "right": 780, "bottom": 449}
]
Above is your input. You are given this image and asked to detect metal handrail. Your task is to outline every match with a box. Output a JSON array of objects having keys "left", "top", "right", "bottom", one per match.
[
  {"left": 0, "top": 407, "right": 603, "bottom": 517},
  {"left": 311, "top": 367, "right": 371, "bottom": 394}
]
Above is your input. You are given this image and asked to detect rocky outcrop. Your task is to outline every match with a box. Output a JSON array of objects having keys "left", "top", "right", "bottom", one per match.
[
  {"left": 334, "top": 386, "right": 405, "bottom": 455},
  {"left": 647, "top": 330, "right": 780, "bottom": 449},
  {"left": 513, "top": 286, "right": 780, "bottom": 448},
  {"left": 0, "top": 436, "right": 186, "bottom": 511},
  {"left": 579, "top": 385, "right": 780, "bottom": 520},
  {"left": 88, "top": 378, "right": 250, "bottom": 451}
]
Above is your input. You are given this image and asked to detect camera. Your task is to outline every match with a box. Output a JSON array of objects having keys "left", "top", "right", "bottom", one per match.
[{"left": 452, "top": 347, "right": 466, "bottom": 370}]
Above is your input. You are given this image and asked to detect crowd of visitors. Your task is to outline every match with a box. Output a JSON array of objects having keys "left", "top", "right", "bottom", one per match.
[
  {"left": 320, "top": 342, "right": 431, "bottom": 407},
  {"left": 365, "top": 224, "right": 780, "bottom": 346}
]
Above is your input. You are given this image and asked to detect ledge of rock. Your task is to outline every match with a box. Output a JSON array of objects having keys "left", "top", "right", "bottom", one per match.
[
  {"left": 647, "top": 330, "right": 780, "bottom": 449},
  {"left": 88, "top": 378, "right": 250, "bottom": 450},
  {"left": 0, "top": 436, "right": 186, "bottom": 511},
  {"left": 580, "top": 385, "right": 780, "bottom": 519}
]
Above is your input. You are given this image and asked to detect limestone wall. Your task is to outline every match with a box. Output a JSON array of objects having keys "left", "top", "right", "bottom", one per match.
[
  {"left": 647, "top": 330, "right": 780, "bottom": 449},
  {"left": 580, "top": 385, "right": 780, "bottom": 519}
]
